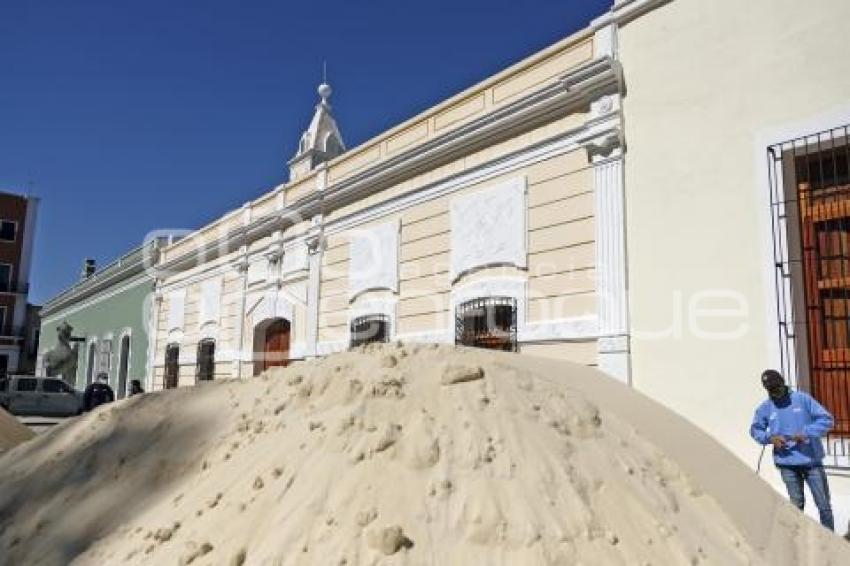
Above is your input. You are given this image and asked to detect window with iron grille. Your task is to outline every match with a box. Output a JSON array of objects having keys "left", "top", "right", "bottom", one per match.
[
  {"left": 768, "top": 123, "right": 850, "bottom": 467},
  {"left": 350, "top": 314, "right": 390, "bottom": 348},
  {"left": 196, "top": 339, "right": 215, "bottom": 381},
  {"left": 455, "top": 297, "right": 517, "bottom": 352}
]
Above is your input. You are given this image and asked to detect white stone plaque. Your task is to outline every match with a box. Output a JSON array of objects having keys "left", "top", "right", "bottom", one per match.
[
  {"left": 451, "top": 177, "right": 526, "bottom": 280},
  {"left": 348, "top": 220, "right": 399, "bottom": 299}
]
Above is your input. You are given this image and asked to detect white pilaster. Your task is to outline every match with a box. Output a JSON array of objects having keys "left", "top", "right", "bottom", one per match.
[
  {"left": 305, "top": 216, "right": 325, "bottom": 357},
  {"left": 147, "top": 282, "right": 163, "bottom": 391},
  {"left": 232, "top": 246, "right": 249, "bottom": 378},
  {"left": 593, "top": 151, "right": 630, "bottom": 383}
]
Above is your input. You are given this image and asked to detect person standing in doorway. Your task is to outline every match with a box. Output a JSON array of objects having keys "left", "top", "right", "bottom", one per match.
[{"left": 750, "top": 369, "right": 835, "bottom": 530}]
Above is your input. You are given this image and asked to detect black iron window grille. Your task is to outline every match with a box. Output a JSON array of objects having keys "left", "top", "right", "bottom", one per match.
[
  {"left": 768, "top": 123, "right": 850, "bottom": 468},
  {"left": 196, "top": 339, "right": 215, "bottom": 382},
  {"left": 455, "top": 296, "right": 518, "bottom": 352},
  {"left": 350, "top": 314, "right": 391, "bottom": 348}
]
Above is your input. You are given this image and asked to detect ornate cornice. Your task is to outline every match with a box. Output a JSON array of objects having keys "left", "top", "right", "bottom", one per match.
[{"left": 157, "top": 56, "right": 623, "bottom": 277}]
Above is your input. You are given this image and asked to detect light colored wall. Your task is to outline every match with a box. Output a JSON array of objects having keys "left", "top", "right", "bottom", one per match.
[
  {"left": 318, "top": 146, "right": 596, "bottom": 345},
  {"left": 39, "top": 278, "right": 152, "bottom": 391},
  {"left": 619, "top": 0, "right": 850, "bottom": 525}
]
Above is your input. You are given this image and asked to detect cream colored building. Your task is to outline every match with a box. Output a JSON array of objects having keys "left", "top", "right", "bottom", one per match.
[
  {"left": 149, "top": 23, "right": 628, "bottom": 390},
  {"left": 612, "top": 0, "right": 850, "bottom": 531},
  {"left": 148, "top": 0, "right": 850, "bottom": 532}
]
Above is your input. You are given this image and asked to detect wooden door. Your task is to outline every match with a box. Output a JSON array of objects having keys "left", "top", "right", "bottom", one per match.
[
  {"left": 164, "top": 345, "right": 179, "bottom": 389},
  {"left": 263, "top": 319, "right": 290, "bottom": 372},
  {"left": 799, "top": 182, "right": 850, "bottom": 433}
]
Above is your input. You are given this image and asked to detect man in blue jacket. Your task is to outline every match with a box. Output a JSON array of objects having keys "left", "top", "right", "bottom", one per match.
[{"left": 750, "top": 369, "right": 835, "bottom": 530}]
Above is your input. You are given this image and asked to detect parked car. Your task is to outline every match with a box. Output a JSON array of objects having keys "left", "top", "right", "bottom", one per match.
[{"left": 0, "top": 376, "right": 84, "bottom": 417}]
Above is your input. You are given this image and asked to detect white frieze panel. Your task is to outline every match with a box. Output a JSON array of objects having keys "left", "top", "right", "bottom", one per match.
[
  {"left": 247, "top": 259, "right": 268, "bottom": 285},
  {"left": 167, "top": 290, "right": 186, "bottom": 331},
  {"left": 199, "top": 278, "right": 222, "bottom": 325},
  {"left": 348, "top": 220, "right": 399, "bottom": 300},
  {"left": 282, "top": 243, "right": 308, "bottom": 274},
  {"left": 451, "top": 177, "right": 527, "bottom": 281}
]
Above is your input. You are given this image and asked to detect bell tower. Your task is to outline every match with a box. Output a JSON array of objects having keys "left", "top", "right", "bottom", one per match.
[{"left": 288, "top": 82, "right": 346, "bottom": 181}]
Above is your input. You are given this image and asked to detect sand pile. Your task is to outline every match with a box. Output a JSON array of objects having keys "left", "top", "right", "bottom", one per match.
[
  {"left": 0, "top": 406, "right": 34, "bottom": 453},
  {"left": 0, "top": 344, "right": 847, "bottom": 565}
]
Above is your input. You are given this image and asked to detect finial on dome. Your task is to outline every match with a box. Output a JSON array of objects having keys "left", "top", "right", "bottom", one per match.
[{"left": 318, "top": 82, "right": 332, "bottom": 104}]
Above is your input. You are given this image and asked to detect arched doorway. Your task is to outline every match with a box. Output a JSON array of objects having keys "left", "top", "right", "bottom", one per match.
[
  {"left": 196, "top": 339, "right": 215, "bottom": 382},
  {"left": 164, "top": 344, "right": 180, "bottom": 389},
  {"left": 117, "top": 335, "right": 130, "bottom": 398},
  {"left": 253, "top": 318, "right": 290, "bottom": 376}
]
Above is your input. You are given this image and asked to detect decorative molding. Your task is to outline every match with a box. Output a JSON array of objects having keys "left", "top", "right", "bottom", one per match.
[
  {"left": 348, "top": 220, "right": 400, "bottom": 300},
  {"left": 290, "top": 341, "right": 308, "bottom": 360},
  {"left": 325, "top": 114, "right": 619, "bottom": 238},
  {"left": 593, "top": 0, "right": 673, "bottom": 27},
  {"left": 593, "top": 153, "right": 630, "bottom": 384},
  {"left": 395, "top": 329, "right": 454, "bottom": 345},
  {"left": 316, "top": 340, "right": 347, "bottom": 356},
  {"left": 167, "top": 289, "right": 186, "bottom": 332},
  {"left": 598, "top": 334, "right": 629, "bottom": 353},
  {"left": 247, "top": 291, "right": 294, "bottom": 328},
  {"left": 282, "top": 242, "right": 309, "bottom": 274},
  {"left": 593, "top": 22, "right": 618, "bottom": 60},
  {"left": 199, "top": 278, "right": 222, "bottom": 326},
  {"left": 160, "top": 257, "right": 236, "bottom": 293},
  {"left": 156, "top": 56, "right": 623, "bottom": 277},
  {"left": 199, "top": 321, "right": 219, "bottom": 341},
  {"left": 450, "top": 177, "right": 527, "bottom": 281},
  {"left": 167, "top": 328, "right": 184, "bottom": 345},
  {"left": 520, "top": 316, "right": 600, "bottom": 342},
  {"left": 247, "top": 259, "right": 269, "bottom": 286},
  {"left": 241, "top": 203, "right": 252, "bottom": 226},
  {"left": 316, "top": 167, "right": 328, "bottom": 192},
  {"left": 351, "top": 296, "right": 397, "bottom": 319},
  {"left": 594, "top": 156, "right": 628, "bottom": 337}
]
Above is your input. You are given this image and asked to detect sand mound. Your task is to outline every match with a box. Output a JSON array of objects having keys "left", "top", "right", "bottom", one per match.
[
  {"left": 0, "top": 344, "right": 847, "bottom": 565},
  {"left": 0, "top": 406, "right": 34, "bottom": 453}
]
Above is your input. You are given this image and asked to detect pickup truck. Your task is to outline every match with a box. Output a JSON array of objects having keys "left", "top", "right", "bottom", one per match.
[{"left": 0, "top": 376, "right": 84, "bottom": 417}]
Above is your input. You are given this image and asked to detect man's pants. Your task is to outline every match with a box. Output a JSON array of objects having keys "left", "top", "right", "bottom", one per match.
[{"left": 778, "top": 464, "right": 834, "bottom": 530}]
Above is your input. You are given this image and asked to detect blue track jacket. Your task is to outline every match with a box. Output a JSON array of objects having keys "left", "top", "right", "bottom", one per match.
[{"left": 750, "top": 390, "right": 834, "bottom": 467}]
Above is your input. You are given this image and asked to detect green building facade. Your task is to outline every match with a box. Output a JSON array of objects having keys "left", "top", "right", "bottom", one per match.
[{"left": 38, "top": 239, "right": 170, "bottom": 396}]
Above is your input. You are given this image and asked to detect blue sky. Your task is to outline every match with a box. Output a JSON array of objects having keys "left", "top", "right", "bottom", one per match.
[{"left": 0, "top": 0, "right": 612, "bottom": 304}]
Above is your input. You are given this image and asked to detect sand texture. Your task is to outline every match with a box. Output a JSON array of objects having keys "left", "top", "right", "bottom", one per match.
[
  {"left": 0, "top": 344, "right": 847, "bottom": 565},
  {"left": 0, "top": 406, "right": 34, "bottom": 453}
]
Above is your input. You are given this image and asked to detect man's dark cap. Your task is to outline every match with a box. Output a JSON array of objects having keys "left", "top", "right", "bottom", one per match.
[{"left": 761, "top": 369, "right": 784, "bottom": 385}]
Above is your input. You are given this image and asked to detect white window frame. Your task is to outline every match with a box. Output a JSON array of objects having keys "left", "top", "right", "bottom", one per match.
[{"left": 0, "top": 220, "right": 16, "bottom": 243}]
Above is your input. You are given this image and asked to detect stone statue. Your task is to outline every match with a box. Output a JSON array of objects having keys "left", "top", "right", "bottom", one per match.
[{"left": 44, "top": 322, "right": 80, "bottom": 384}]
